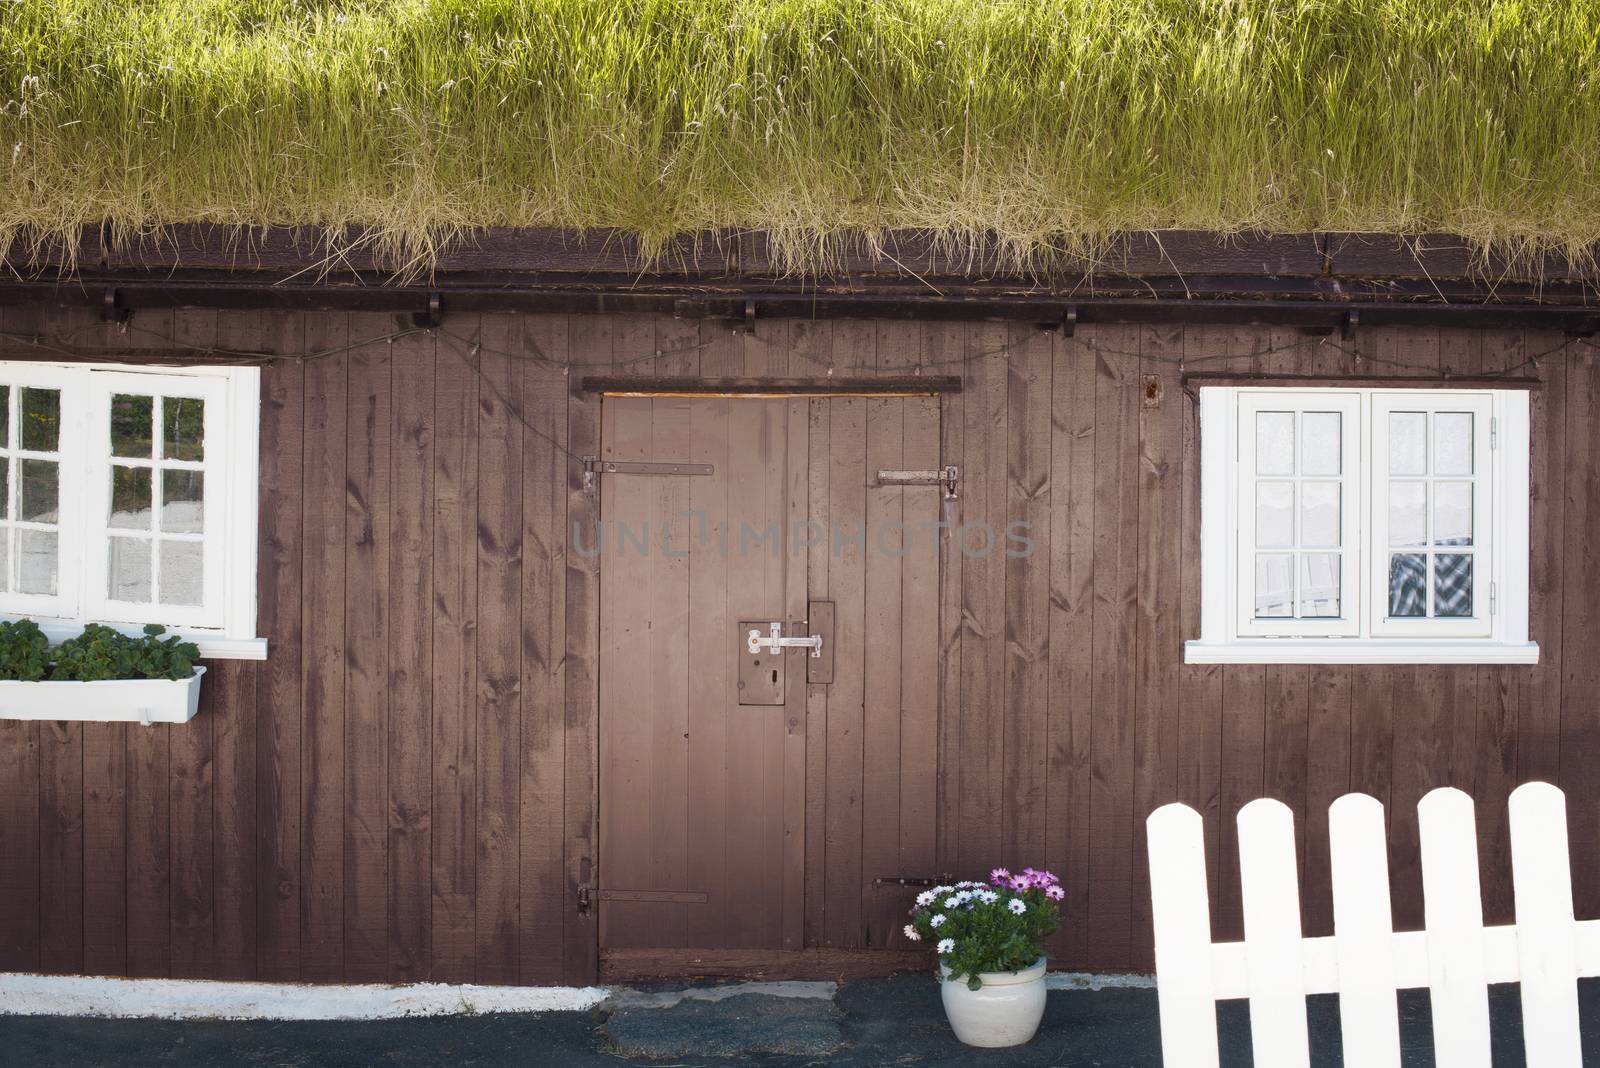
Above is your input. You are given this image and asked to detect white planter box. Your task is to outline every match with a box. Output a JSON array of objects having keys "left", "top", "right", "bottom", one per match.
[{"left": 0, "top": 667, "right": 206, "bottom": 724}]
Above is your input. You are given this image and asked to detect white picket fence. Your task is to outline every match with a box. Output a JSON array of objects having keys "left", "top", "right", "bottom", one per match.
[{"left": 1147, "top": 783, "right": 1597, "bottom": 1068}]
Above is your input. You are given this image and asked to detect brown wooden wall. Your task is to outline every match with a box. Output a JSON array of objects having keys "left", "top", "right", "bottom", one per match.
[{"left": 0, "top": 307, "right": 1593, "bottom": 982}]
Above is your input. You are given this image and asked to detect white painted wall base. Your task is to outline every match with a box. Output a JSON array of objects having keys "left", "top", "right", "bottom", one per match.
[
  {"left": 0, "top": 970, "right": 1151, "bottom": 1020},
  {"left": 0, "top": 973, "right": 609, "bottom": 1020}
]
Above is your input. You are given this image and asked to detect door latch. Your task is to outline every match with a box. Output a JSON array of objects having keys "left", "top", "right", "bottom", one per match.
[{"left": 746, "top": 621, "right": 824, "bottom": 658}]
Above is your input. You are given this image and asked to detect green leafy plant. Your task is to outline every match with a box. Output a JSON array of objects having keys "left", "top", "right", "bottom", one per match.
[
  {"left": 0, "top": 618, "right": 50, "bottom": 681},
  {"left": 907, "top": 867, "right": 1063, "bottom": 989},
  {"left": 50, "top": 623, "right": 200, "bottom": 682}
]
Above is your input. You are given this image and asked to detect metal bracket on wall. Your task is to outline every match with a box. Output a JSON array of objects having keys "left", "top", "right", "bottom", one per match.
[
  {"left": 874, "top": 465, "right": 959, "bottom": 502},
  {"left": 580, "top": 456, "right": 714, "bottom": 494}
]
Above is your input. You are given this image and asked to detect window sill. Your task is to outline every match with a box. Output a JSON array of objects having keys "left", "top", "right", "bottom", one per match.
[
  {"left": 12, "top": 619, "right": 267, "bottom": 661},
  {"left": 1183, "top": 639, "right": 1539, "bottom": 665}
]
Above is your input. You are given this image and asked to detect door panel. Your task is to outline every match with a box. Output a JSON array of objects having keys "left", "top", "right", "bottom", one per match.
[
  {"left": 598, "top": 397, "right": 807, "bottom": 950},
  {"left": 598, "top": 393, "right": 942, "bottom": 953},
  {"left": 806, "top": 396, "right": 943, "bottom": 949}
]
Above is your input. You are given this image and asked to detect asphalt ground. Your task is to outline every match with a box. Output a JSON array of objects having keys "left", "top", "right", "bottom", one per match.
[{"left": 4, "top": 974, "right": 1598, "bottom": 1066}]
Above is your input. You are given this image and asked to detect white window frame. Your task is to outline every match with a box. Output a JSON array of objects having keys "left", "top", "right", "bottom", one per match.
[
  {"left": 0, "top": 361, "right": 264, "bottom": 660},
  {"left": 1187, "top": 386, "right": 1536, "bottom": 665}
]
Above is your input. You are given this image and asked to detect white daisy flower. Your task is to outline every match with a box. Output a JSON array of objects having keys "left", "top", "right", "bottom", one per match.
[
  {"left": 930, "top": 913, "right": 947, "bottom": 928},
  {"left": 1008, "top": 898, "right": 1027, "bottom": 915},
  {"left": 915, "top": 890, "right": 936, "bottom": 907},
  {"left": 978, "top": 889, "right": 999, "bottom": 904},
  {"left": 903, "top": 925, "right": 921, "bottom": 941},
  {"left": 936, "top": 938, "right": 955, "bottom": 954},
  {"left": 944, "top": 897, "right": 961, "bottom": 909}
]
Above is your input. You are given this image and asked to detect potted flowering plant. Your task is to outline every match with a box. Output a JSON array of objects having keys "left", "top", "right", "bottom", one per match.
[{"left": 904, "top": 866, "right": 1064, "bottom": 1048}]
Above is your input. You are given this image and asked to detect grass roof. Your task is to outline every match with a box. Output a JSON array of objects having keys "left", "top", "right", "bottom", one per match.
[{"left": 2, "top": 0, "right": 1599, "bottom": 273}]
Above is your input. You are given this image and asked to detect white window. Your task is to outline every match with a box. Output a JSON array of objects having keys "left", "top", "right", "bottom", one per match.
[
  {"left": 1187, "top": 387, "right": 1535, "bottom": 665},
  {"left": 0, "top": 362, "right": 263, "bottom": 659}
]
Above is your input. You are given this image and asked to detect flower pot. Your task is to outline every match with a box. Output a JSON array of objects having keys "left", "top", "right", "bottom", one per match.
[
  {"left": 938, "top": 956, "right": 1047, "bottom": 1047},
  {"left": 0, "top": 667, "right": 206, "bottom": 724}
]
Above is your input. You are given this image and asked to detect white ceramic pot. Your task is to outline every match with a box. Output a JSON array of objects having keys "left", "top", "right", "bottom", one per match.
[{"left": 938, "top": 956, "right": 1047, "bottom": 1047}]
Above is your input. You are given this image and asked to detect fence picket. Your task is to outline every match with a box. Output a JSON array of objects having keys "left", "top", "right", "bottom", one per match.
[
  {"left": 1328, "top": 793, "right": 1402, "bottom": 1068},
  {"left": 1146, "top": 802, "right": 1219, "bottom": 1068},
  {"left": 1508, "top": 782, "right": 1582, "bottom": 1067},
  {"left": 1236, "top": 798, "right": 1311, "bottom": 1068},
  {"left": 1149, "top": 783, "right": 1590, "bottom": 1066},
  {"left": 1417, "top": 787, "right": 1492, "bottom": 1068}
]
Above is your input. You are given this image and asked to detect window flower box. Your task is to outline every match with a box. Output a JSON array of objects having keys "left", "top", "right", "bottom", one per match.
[{"left": 0, "top": 665, "right": 205, "bottom": 725}]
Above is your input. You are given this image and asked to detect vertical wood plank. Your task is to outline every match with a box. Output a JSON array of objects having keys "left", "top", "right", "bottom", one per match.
[
  {"left": 1329, "top": 793, "right": 1402, "bottom": 1068},
  {"left": 300, "top": 310, "right": 350, "bottom": 982},
  {"left": 1176, "top": 326, "right": 1226, "bottom": 957},
  {"left": 1237, "top": 799, "right": 1310, "bottom": 1068},
  {"left": 1131, "top": 324, "right": 1182, "bottom": 968},
  {"left": 1417, "top": 787, "right": 1492, "bottom": 1068},
  {"left": 124, "top": 308, "right": 176, "bottom": 978},
  {"left": 37, "top": 721, "right": 81, "bottom": 974},
  {"left": 255, "top": 313, "right": 306, "bottom": 980},
  {"left": 1519, "top": 329, "right": 1564, "bottom": 785},
  {"left": 1048, "top": 327, "right": 1095, "bottom": 964},
  {"left": 167, "top": 307, "right": 218, "bottom": 979},
  {"left": 562, "top": 314, "right": 606, "bottom": 983},
  {"left": 518, "top": 315, "right": 567, "bottom": 984},
  {"left": 1003, "top": 324, "right": 1050, "bottom": 871},
  {"left": 861, "top": 362, "right": 904, "bottom": 946},
  {"left": 0, "top": 717, "right": 39, "bottom": 971},
  {"left": 343, "top": 312, "right": 393, "bottom": 981},
  {"left": 1086, "top": 324, "right": 1140, "bottom": 969},
  {"left": 211, "top": 308, "right": 262, "bottom": 979},
  {"left": 958, "top": 322, "right": 1006, "bottom": 877},
  {"left": 475, "top": 314, "right": 523, "bottom": 982},
  {"left": 388, "top": 326, "right": 435, "bottom": 981},
  {"left": 432, "top": 321, "right": 480, "bottom": 981},
  {"left": 1146, "top": 803, "right": 1220, "bottom": 1068},
  {"left": 1560, "top": 341, "right": 1600, "bottom": 922},
  {"left": 823, "top": 388, "right": 868, "bottom": 947},
  {"left": 803, "top": 375, "right": 832, "bottom": 948},
  {"left": 897, "top": 389, "right": 940, "bottom": 923},
  {"left": 932, "top": 322, "right": 965, "bottom": 882},
  {"left": 1508, "top": 782, "right": 1582, "bottom": 1068}
]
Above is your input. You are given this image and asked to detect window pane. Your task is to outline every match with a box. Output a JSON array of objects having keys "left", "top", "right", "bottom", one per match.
[
  {"left": 1301, "top": 412, "right": 1341, "bottom": 475},
  {"left": 160, "top": 470, "right": 204, "bottom": 533},
  {"left": 159, "top": 539, "right": 203, "bottom": 605},
  {"left": 163, "top": 396, "right": 205, "bottom": 461},
  {"left": 1389, "top": 481, "right": 1427, "bottom": 547},
  {"left": 1256, "top": 481, "right": 1294, "bottom": 548},
  {"left": 19, "top": 459, "right": 57, "bottom": 523},
  {"left": 0, "top": 385, "right": 10, "bottom": 448},
  {"left": 1256, "top": 412, "right": 1294, "bottom": 475},
  {"left": 1300, "top": 553, "right": 1341, "bottom": 617},
  {"left": 0, "top": 460, "right": 8, "bottom": 520},
  {"left": 1389, "top": 553, "right": 1427, "bottom": 617},
  {"left": 107, "top": 536, "right": 152, "bottom": 602},
  {"left": 20, "top": 388, "right": 59, "bottom": 452},
  {"left": 0, "top": 533, "right": 9, "bottom": 592},
  {"left": 17, "top": 529, "right": 56, "bottom": 595},
  {"left": 1255, "top": 553, "right": 1295, "bottom": 618},
  {"left": 111, "top": 394, "right": 154, "bottom": 458},
  {"left": 1434, "top": 482, "right": 1472, "bottom": 546},
  {"left": 110, "top": 465, "right": 153, "bottom": 530},
  {"left": 1389, "top": 412, "right": 1426, "bottom": 475},
  {"left": 1435, "top": 554, "right": 1474, "bottom": 617},
  {"left": 1435, "top": 412, "right": 1473, "bottom": 475},
  {"left": 1301, "top": 481, "right": 1341, "bottom": 547}
]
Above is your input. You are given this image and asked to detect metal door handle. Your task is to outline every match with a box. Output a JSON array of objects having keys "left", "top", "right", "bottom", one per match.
[{"left": 746, "top": 621, "right": 823, "bottom": 658}]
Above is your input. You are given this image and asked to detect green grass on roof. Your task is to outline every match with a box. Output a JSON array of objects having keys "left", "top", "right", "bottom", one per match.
[{"left": 2, "top": 0, "right": 1599, "bottom": 273}]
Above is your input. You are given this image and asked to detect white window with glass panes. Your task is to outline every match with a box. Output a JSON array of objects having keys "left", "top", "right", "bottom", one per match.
[
  {"left": 1187, "top": 387, "right": 1535, "bottom": 664},
  {"left": 0, "top": 362, "right": 262, "bottom": 659}
]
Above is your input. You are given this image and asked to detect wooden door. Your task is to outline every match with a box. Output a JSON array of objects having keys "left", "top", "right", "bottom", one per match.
[
  {"left": 597, "top": 392, "right": 943, "bottom": 955},
  {"left": 598, "top": 396, "right": 809, "bottom": 950}
]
